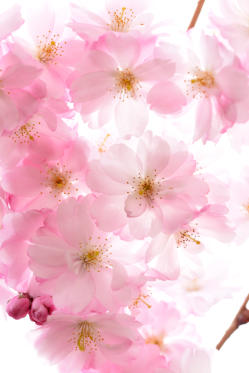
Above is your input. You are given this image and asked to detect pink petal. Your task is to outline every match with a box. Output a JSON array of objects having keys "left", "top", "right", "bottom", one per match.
[
  {"left": 216, "top": 66, "right": 249, "bottom": 101},
  {"left": 0, "top": 91, "right": 19, "bottom": 133},
  {"left": 70, "top": 71, "right": 113, "bottom": 103},
  {"left": 0, "top": 5, "right": 24, "bottom": 40},
  {"left": 115, "top": 99, "right": 148, "bottom": 137},
  {"left": 111, "top": 261, "right": 128, "bottom": 291},
  {"left": 86, "top": 161, "right": 128, "bottom": 195},
  {"left": 2, "top": 166, "right": 43, "bottom": 197},
  {"left": 91, "top": 195, "right": 127, "bottom": 232},
  {"left": 194, "top": 98, "right": 212, "bottom": 142},
  {"left": 124, "top": 194, "right": 147, "bottom": 218},
  {"left": 137, "top": 132, "right": 171, "bottom": 174},
  {"left": 57, "top": 197, "right": 94, "bottom": 247},
  {"left": 147, "top": 81, "right": 187, "bottom": 114},
  {"left": 134, "top": 59, "right": 175, "bottom": 81},
  {"left": 2, "top": 65, "right": 41, "bottom": 89},
  {"left": 42, "top": 272, "right": 95, "bottom": 313},
  {"left": 104, "top": 33, "right": 140, "bottom": 67}
]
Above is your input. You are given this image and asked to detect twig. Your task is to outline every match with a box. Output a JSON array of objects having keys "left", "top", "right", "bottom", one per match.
[
  {"left": 216, "top": 293, "right": 249, "bottom": 350},
  {"left": 187, "top": 0, "right": 206, "bottom": 30}
]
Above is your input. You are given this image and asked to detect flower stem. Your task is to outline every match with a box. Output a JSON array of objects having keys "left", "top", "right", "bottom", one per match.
[
  {"left": 187, "top": 0, "right": 206, "bottom": 30},
  {"left": 216, "top": 293, "right": 249, "bottom": 350}
]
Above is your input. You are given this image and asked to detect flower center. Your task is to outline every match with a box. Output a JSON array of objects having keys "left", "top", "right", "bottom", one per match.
[
  {"left": 107, "top": 7, "right": 135, "bottom": 32},
  {"left": 127, "top": 171, "right": 163, "bottom": 206},
  {"left": 72, "top": 237, "right": 111, "bottom": 274},
  {"left": 73, "top": 321, "right": 103, "bottom": 352},
  {"left": 185, "top": 277, "right": 202, "bottom": 292},
  {"left": 146, "top": 334, "right": 165, "bottom": 351},
  {"left": 176, "top": 226, "right": 201, "bottom": 247},
  {"left": 114, "top": 68, "right": 140, "bottom": 100},
  {"left": 36, "top": 30, "right": 65, "bottom": 64},
  {"left": 40, "top": 163, "right": 78, "bottom": 200},
  {"left": 10, "top": 122, "right": 40, "bottom": 144},
  {"left": 130, "top": 293, "right": 152, "bottom": 310},
  {"left": 186, "top": 67, "right": 215, "bottom": 98}
]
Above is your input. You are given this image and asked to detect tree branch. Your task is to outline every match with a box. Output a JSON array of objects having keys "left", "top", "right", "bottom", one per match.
[
  {"left": 187, "top": 0, "right": 206, "bottom": 30},
  {"left": 216, "top": 293, "right": 249, "bottom": 350}
]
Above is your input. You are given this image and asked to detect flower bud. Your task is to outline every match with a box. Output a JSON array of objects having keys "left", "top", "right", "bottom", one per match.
[
  {"left": 29, "top": 295, "right": 55, "bottom": 325},
  {"left": 6, "top": 295, "right": 31, "bottom": 320}
]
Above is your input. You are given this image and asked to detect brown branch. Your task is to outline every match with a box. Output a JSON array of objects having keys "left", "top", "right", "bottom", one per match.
[
  {"left": 187, "top": 0, "right": 206, "bottom": 30},
  {"left": 216, "top": 294, "right": 249, "bottom": 351}
]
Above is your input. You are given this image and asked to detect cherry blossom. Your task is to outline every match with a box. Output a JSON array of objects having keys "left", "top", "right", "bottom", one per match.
[{"left": 87, "top": 132, "right": 209, "bottom": 238}]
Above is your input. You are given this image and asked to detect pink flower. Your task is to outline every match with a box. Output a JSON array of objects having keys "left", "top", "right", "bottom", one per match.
[
  {"left": 70, "top": 34, "right": 185, "bottom": 137},
  {"left": 161, "top": 33, "right": 249, "bottom": 143},
  {"left": 87, "top": 132, "right": 208, "bottom": 239},
  {"left": 69, "top": 0, "right": 154, "bottom": 42},
  {"left": 6, "top": 293, "right": 31, "bottom": 320},
  {"left": 35, "top": 311, "right": 140, "bottom": 372},
  {"left": 146, "top": 204, "right": 235, "bottom": 279},
  {"left": 29, "top": 295, "right": 55, "bottom": 325},
  {"left": 28, "top": 197, "right": 132, "bottom": 313},
  {"left": 1, "top": 134, "right": 89, "bottom": 211}
]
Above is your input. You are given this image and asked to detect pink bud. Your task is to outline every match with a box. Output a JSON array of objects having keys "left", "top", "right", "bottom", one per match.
[
  {"left": 29, "top": 295, "right": 55, "bottom": 325},
  {"left": 6, "top": 295, "right": 31, "bottom": 320}
]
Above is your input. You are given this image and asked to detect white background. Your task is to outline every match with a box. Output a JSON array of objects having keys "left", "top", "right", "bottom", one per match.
[{"left": 0, "top": 0, "right": 249, "bottom": 372}]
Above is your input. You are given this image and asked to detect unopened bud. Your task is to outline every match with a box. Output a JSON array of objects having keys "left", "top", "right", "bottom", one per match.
[
  {"left": 6, "top": 295, "right": 31, "bottom": 320},
  {"left": 29, "top": 295, "right": 55, "bottom": 325}
]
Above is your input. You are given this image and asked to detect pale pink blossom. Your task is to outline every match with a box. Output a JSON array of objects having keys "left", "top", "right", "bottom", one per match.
[
  {"left": 87, "top": 132, "right": 208, "bottom": 239},
  {"left": 69, "top": 0, "right": 154, "bottom": 42},
  {"left": 160, "top": 33, "right": 249, "bottom": 143},
  {"left": 70, "top": 34, "right": 185, "bottom": 137},
  {"left": 28, "top": 197, "right": 134, "bottom": 313},
  {"left": 35, "top": 311, "right": 140, "bottom": 372},
  {"left": 146, "top": 204, "right": 235, "bottom": 279}
]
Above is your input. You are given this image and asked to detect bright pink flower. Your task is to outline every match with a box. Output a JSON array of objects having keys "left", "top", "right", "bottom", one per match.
[
  {"left": 70, "top": 34, "right": 185, "bottom": 137},
  {"left": 69, "top": 0, "right": 153, "bottom": 42},
  {"left": 87, "top": 132, "right": 208, "bottom": 238},
  {"left": 6, "top": 293, "right": 31, "bottom": 320},
  {"left": 29, "top": 295, "right": 55, "bottom": 325},
  {"left": 35, "top": 311, "right": 140, "bottom": 372},
  {"left": 0, "top": 5, "right": 24, "bottom": 41}
]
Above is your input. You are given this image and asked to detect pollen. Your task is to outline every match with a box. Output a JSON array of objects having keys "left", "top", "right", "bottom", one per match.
[
  {"left": 72, "top": 236, "right": 112, "bottom": 274},
  {"left": 127, "top": 170, "right": 163, "bottom": 207},
  {"left": 41, "top": 163, "right": 78, "bottom": 200},
  {"left": 185, "top": 67, "right": 215, "bottom": 98},
  {"left": 71, "top": 321, "right": 103, "bottom": 352},
  {"left": 113, "top": 68, "right": 141, "bottom": 100},
  {"left": 36, "top": 30, "right": 66, "bottom": 64},
  {"left": 145, "top": 333, "right": 165, "bottom": 351},
  {"left": 130, "top": 293, "right": 152, "bottom": 310},
  {"left": 10, "top": 122, "right": 40, "bottom": 144},
  {"left": 185, "top": 277, "right": 202, "bottom": 292},
  {"left": 107, "top": 7, "right": 136, "bottom": 32},
  {"left": 176, "top": 226, "right": 201, "bottom": 248}
]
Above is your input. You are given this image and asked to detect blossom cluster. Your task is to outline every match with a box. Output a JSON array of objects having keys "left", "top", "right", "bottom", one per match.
[{"left": 0, "top": 0, "right": 248, "bottom": 372}]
